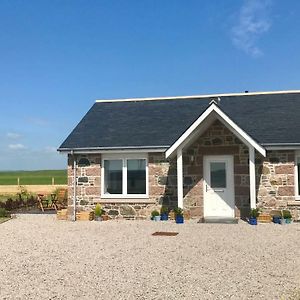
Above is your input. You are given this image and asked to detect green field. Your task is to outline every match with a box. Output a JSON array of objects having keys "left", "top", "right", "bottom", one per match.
[{"left": 0, "top": 170, "right": 67, "bottom": 185}]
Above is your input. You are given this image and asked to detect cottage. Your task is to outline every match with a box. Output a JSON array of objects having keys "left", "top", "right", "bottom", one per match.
[{"left": 58, "top": 90, "right": 300, "bottom": 221}]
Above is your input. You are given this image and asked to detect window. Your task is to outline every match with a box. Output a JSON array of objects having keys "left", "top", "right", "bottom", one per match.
[
  {"left": 127, "top": 159, "right": 146, "bottom": 194},
  {"left": 104, "top": 160, "right": 123, "bottom": 194},
  {"left": 102, "top": 154, "right": 148, "bottom": 198},
  {"left": 210, "top": 162, "right": 226, "bottom": 188}
]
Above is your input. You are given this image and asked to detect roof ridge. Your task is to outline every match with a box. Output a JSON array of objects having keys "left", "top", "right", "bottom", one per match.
[{"left": 95, "top": 90, "right": 300, "bottom": 103}]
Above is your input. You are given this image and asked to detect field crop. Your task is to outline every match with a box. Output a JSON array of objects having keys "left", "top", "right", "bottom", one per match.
[{"left": 0, "top": 170, "right": 67, "bottom": 185}]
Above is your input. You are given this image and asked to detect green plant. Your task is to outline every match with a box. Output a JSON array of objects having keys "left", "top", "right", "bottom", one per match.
[
  {"left": 0, "top": 208, "right": 9, "bottom": 218},
  {"left": 282, "top": 210, "right": 292, "bottom": 219},
  {"left": 94, "top": 204, "right": 104, "bottom": 217},
  {"left": 250, "top": 208, "right": 260, "bottom": 218},
  {"left": 160, "top": 206, "right": 169, "bottom": 215},
  {"left": 173, "top": 207, "right": 183, "bottom": 217},
  {"left": 151, "top": 210, "right": 160, "bottom": 218}
]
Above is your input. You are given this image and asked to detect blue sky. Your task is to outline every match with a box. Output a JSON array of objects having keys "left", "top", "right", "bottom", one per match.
[{"left": 0, "top": 0, "right": 299, "bottom": 170}]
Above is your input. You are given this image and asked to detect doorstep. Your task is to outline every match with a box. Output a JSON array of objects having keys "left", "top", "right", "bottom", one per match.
[{"left": 200, "top": 217, "right": 239, "bottom": 224}]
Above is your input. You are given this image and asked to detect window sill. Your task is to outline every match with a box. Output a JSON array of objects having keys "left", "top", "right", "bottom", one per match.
[{"left": 96, "top": 198, "right": 154, "bottom": 204}]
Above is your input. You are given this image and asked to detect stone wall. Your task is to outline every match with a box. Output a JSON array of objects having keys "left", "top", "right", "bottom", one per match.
[
  {"left": 67, "top": 153, "right": 176, "bottom": 219},
  {"left": 256, "top": 150, "right": 300, "bottom": 220},
  {"left": 66, "top": 137, "right": 300, "bottom": 220},
  {"left": 182, "top": 120, "right": 251, "bottom": 218}
]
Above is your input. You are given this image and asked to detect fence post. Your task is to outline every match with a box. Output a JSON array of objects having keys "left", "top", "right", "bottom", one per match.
[
  {"left": 17, "top": 177, "right": 20, "bottom": 186},
  {"left": 52, "top": 177, "right": 54, "bottom": 185}
]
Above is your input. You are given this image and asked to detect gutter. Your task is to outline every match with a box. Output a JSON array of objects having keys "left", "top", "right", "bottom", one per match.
[
  {"left": 72, "top": 151, "right": 76, "bottom": 222},
  {"left": 262, "top": 143, "right": 300, "bottom": 150},
  {"left": 57, "top": 146, "right": 169, "bottom": 153}
]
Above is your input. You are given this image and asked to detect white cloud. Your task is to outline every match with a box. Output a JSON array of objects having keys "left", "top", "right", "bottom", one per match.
[
  {"left": 8, "top": 143, "right": 27, "bottom": 150},
  {"left": 44, "top": 146, "right": 57, "bottom": 153},
  {"left": 7, "top": 132, "right": 21, "bottom": 139},
  {"left": 231, "top": 0, "right": 272, "bottom": 57}
]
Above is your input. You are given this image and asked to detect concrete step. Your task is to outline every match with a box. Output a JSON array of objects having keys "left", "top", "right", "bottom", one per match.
[{"left": 202, "top": 217, "right": 239, "bottom": 224}]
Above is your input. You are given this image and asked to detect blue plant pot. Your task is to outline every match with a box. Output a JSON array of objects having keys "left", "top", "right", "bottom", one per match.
[
  {"left": 154, "top": 216, "right": 161, "bottom": 222},
  {"left": 272, "top": 216, "right": 281, "bottom": 224},
  {"left": 279, "top": 218, "right": 286, "bottom": 225},
  {"left": 160, "top": 213, "right": 168, "bottom": 221},
  {"left": 285, "top": 218, "right": 292, "bottom": 224},
  {"left": 175, "top": 215, "right": 184, "bottom": 224},
  {"left": 249, "top": 217, "right": 257, "bottom": 225}
]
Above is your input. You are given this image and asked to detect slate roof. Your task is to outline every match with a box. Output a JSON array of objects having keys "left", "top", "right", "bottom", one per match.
[{"left": 58, "top": 91, "right": 300, "bottom": 151}]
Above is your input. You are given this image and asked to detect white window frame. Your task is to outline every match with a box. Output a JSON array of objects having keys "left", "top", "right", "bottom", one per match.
[
  {"left": 295, "top": 151, "right": 300, "bottom": 200},
  {"left": 101, "top": 153, "right": 149, "bottom": 199}
]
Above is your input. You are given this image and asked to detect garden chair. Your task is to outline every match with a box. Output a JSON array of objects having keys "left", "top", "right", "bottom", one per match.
[{"left": 56, "top": 189, "right": 68, "bottom": 209}]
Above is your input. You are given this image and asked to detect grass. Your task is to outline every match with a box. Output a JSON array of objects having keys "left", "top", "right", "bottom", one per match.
[
  {"left": 0, "top": 170, "right": 67, "bottom": 185},
  {"left": 0, "top": 217, "right": 10, "bottom": 224}
]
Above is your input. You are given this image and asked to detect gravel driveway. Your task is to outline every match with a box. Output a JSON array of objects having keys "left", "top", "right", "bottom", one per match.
[{"left": 0, "top": 214, "right": 300, "bottom": 300}]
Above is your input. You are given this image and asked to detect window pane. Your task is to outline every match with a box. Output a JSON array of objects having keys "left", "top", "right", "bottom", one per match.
[
  {"left": 210, "top": 162, "right": 226, "bottom": 188},
  {"left": 104, "top": 160, "right": 122, "bottom": 194},
  {"left": 127, "top": 159, "right": 146, "bottom": 194}
]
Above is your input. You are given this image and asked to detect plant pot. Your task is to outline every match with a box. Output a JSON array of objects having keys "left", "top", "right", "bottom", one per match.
[
  {"left": 272, "top": 216, "right": 281, "bottom": 224},
  {"left": 249, "top": 217, "right": 257, "bottom": 225},
  {"left": 160, "top": 213, "right": 168, "bottom": 221},
  {"left": 102, "top": 215, "right": 109, "bottom": 221},
  {"left": 285, "top": 218, "right": 292, "bottom": 224},
  {"left": 154, "top": 216, "right": 161, "bottom": 222},
  {"left": 279, "top": 218, "right": 285, "bottom": 225},
  {"left": 95, "top": 216, "right": 102, "bottom": 221},
  {"left": 175, "top": 215, "right": 184, "bottom": 224}
]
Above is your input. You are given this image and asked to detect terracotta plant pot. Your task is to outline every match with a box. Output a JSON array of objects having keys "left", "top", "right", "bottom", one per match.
[{"left": 102, "top": 215, "right": 109, "bottom": 221}]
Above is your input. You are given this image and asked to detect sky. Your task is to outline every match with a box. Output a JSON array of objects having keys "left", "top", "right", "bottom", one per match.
[{"left": 0, "top": 0, "right": 299, "bottom": 170}]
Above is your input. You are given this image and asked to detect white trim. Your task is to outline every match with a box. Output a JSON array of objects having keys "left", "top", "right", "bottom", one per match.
[
  {"left": 94, "top": 198, "right": 156, "bottom": 204},
  {"left": 249, "top": 146, "right": 256, "bottom": 209},
  {"left": 294, "top": 151, "right": 300, "bottom": 200},
  {"left": 166, "top": 103, "right": 266, "bottom": 158},
  {"left": 72, "top": 155, "right": 77, "bottom": 221},
  {"left": 264, "top": 145, "right": 300, "bottom": 150},
  {"left": 58, "top": 147, "right": 167, "bottom": 153},
  {"left": 177, "top": 148, "right": 183, "bottom": 209},
  {"left": 95, "top": 90, "right": 300, "bottom": 103},
  {"left": 101, "top": 153, "right": 149, "bottom": 199}
]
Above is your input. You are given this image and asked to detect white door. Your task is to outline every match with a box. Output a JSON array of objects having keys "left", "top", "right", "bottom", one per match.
[{"left": 203, "top": 155, "right": 235, "bottom": 218}]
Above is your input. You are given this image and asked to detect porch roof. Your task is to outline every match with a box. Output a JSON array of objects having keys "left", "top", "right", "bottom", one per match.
[{"left": 166, "top": 102, "right": 266, "bottom": 157}]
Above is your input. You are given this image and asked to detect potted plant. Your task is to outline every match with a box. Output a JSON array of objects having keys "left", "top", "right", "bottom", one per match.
[
  {"left": 160, "top": 206, "right": 169, "bottom": 221},
  {"left": 249, "top": 208, "right": 260, "bottom": 225},
  {"left": 94, "top": 204, "right": 104, "bottom": 221},
  {"left": 173, "top": 207, "right": 184, "bottom": 224},
  {"left": 272, "top": 214, "right": 281, "bottom": 224},
  {"left": 282, "top": 210, "right": 292, "bottom": 224},
  {"left": 151, "top": 210, "right": 160, "bottom": 221}
]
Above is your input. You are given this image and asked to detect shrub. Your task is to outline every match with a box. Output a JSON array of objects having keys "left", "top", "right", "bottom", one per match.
[
  {"left": 160, "top": 206, "right": 169, "bottom": 215},
  {"left": 173, "top": 207, "right": 183, "bottom": 216},
  {"left": 94, "top": 204, "right": 104, "bottom": 217},
  {"left": 0, "top": 208, "right": 9, "bottom": 218},
  {"left": 151, "top": 210, "right": 160, "bottom": 218}
]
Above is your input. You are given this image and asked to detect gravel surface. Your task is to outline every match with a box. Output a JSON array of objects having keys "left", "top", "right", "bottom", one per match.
[{"left": 1, "top": 214, "right": 300, "bottom": 300}]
